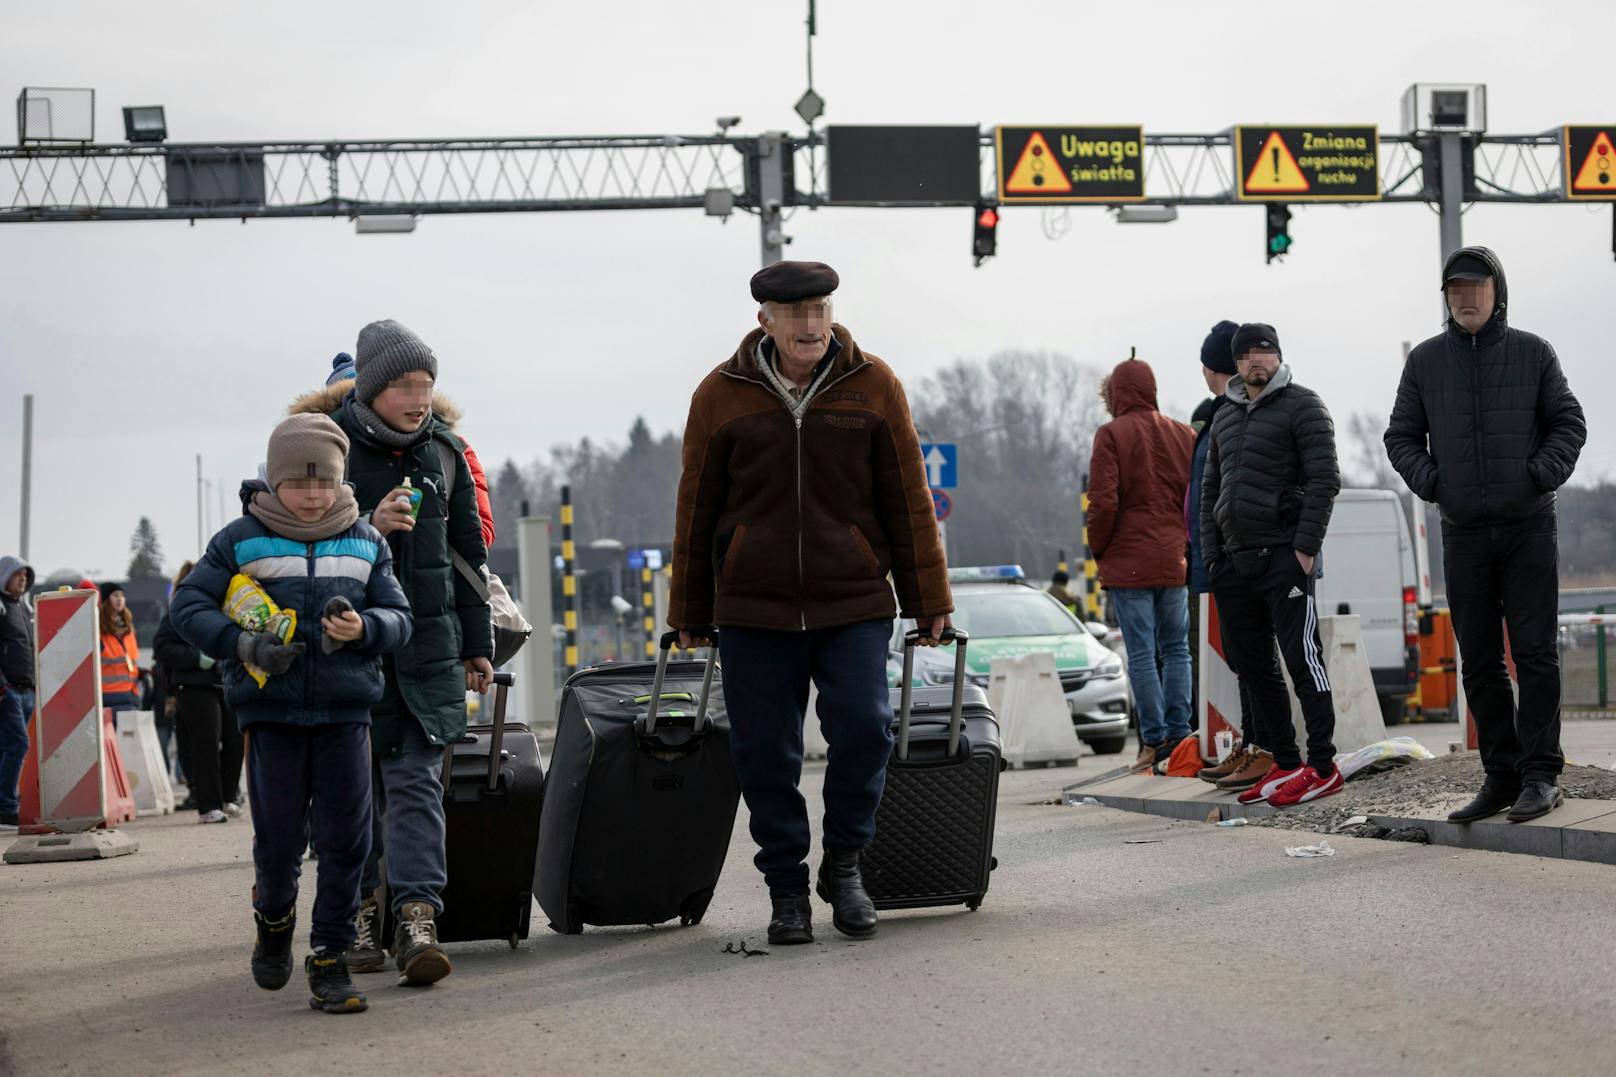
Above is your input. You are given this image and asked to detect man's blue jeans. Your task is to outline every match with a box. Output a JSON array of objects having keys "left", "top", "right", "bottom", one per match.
[
  {"left": 0, "top": 688, "right": 34, "bottom": 817},
  {"left": 1111, "top": 587, "right": 1193, "bottom": 749},
  {"left": 360, "top": 719, "right": 449, "bottom": 915}
]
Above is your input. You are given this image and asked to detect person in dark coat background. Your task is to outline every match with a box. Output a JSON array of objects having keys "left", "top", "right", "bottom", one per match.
[
  {"left": 1201, "top": 323, "right": 1343, "bottom": 809},
  {"left": 1385, "top": 246, "right": 1586, "bottom": 824},
  {"left": 154, "top": 560, "right": 243, "bottom": 824},
  {"left": 1185, "top": 323, "right": 1266, "bottom": 792}
]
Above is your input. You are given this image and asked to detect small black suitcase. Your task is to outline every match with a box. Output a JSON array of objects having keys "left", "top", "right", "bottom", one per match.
[
  {"left": 380, "top": 672, "right": 545, "bottom": 949},
  {"left": 861, "top": 629, "right": 1002, "bottom": 911},
  {"left": 536, "top": 632, "right": 740, "bottom": 934}
]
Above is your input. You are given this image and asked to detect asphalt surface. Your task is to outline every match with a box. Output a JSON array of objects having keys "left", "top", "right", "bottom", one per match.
[{"left": 4, "top": 742, "right": 1616, "bottom": 1077}]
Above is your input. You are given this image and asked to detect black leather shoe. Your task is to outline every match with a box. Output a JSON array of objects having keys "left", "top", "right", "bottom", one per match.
[
  {"left": 1447, "top": 779, "right": 1521, "bottom": 823},
  {"left": 815, "top": 849, "right": 878, "bottom": 939},
  {"left": 1506, "top": 780, "right": 1564, "bottom": 823},
  {"left": 766, "top": 895, "right": 813, "bottom": 946}
]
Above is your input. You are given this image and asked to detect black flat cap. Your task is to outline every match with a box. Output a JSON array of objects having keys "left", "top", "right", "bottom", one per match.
[
  {"left": 1231, "top": 322, "right": 1282, "bottom": 359},
  {"left": 750, "top": 260, "right": 839, "bottom": 303},
  {"left": 1442, "top": 252, "right": 1493, "bottom": 287}
]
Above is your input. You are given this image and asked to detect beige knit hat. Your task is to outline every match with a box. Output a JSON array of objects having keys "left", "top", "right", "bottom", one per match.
[{"left": 265, "top": 414, "right": 349, "bottom": 491}]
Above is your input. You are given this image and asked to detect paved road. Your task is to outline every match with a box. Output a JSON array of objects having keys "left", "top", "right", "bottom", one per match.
[{"left": 4, "top": 757, "right": 1615, "bottom": 1077}]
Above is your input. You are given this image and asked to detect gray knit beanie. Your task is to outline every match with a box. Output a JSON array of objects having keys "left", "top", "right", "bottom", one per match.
[
  {"left": 266, "top": 414, "right": 350, "bottom": 492},
  {"left": 354, "top": 319, "right": 438, "bottom": 404}
]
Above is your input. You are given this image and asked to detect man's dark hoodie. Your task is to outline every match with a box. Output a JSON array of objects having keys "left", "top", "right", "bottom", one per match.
[
  {"left": 0, "top": 556, "right": 35, "bottom": 690},
  {"left": 1384, "top": 246, "right": 1586, "bottom": 528}
]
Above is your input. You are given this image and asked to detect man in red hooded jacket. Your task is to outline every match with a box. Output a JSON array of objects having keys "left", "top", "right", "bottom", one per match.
[{"left": 1087, "top": 356, "right": 1195, "bottom": 774}]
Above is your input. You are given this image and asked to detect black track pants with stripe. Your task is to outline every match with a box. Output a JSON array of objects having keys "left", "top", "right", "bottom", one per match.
[{"left": 1210, "top": 547, "right": 1337, "bottom": 772}]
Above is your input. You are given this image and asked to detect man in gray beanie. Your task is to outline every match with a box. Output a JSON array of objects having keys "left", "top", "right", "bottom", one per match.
[{"left": 315, "top": 319, "right": 492, "bottom": 987}]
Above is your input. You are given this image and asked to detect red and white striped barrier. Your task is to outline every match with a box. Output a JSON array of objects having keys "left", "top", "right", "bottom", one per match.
[
  {"left": 1198, "top": 596, "right": 1242, "bottom": 761},
  {"left": 34, "top": 589, "right": 110, "bottom": 831}
]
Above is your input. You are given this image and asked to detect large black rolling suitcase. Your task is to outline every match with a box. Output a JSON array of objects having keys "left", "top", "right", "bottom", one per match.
[
  {"left": 861, "top": 628, "right": 1002, "bottom": 911},
  {"left": 536, "top": 632, "right": 740, "bottom": 934},
  {"left": 379, "top": 671, "right": 545, "bottom": 949}
]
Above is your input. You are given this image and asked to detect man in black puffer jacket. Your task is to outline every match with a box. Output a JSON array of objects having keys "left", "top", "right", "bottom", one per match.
[
  {"left": 1200, "top": 323, "right": 1343, "bottom": 809},
  {"left": 1385, "top": 246, "right": 1586, "bottom": 824}
]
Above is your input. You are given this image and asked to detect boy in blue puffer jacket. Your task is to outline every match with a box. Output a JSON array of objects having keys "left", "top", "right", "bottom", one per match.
[{"left": 173, "top": 414, "right": 411, "bottom": 1015}]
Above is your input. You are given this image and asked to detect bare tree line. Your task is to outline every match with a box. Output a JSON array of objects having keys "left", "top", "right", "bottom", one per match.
[{"left": 486, "top": 368, "right": 1616, "bottom": 590}]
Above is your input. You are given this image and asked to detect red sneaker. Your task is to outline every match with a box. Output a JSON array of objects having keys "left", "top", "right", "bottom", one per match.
[
  {"left": 1268, "top": 766, "right": 1345, "bottom": 808},
  {"left": 1236, "top": 763, "right": 1305, "bottom": 805}
]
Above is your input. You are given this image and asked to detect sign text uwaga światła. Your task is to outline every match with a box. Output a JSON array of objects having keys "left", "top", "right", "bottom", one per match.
[
  {"left": 1236, "top": 126, "right": 1380, "bottom": 201},
  {"left": 996, "top": 126, "right": 1146, "bottom": 203}
]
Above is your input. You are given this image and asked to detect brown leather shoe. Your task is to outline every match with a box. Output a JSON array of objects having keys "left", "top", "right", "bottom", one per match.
[
  {"left": 1128, "top": 743, "right": 1159, "bottom": 775},
  {"left": 1198, "top": 744, "right": 1249, "bottom": 784},
  {"left": 1215, "top": 748, "right": 1276, "bottom": 791}
]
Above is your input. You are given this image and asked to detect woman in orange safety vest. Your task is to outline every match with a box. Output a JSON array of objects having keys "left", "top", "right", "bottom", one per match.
[{"left": 99, "top": 582, "right": 142, "bottom": 720}]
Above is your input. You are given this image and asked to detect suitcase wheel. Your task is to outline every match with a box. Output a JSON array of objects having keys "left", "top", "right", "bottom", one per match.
[
  {"left": 549, "top": 919, "right": 584, "bottom": 935},
  {"left": 508, "top": 932, "right": 521, "bottom": 950}
]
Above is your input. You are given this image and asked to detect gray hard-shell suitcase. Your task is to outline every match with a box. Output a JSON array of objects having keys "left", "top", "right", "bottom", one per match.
[
  {"left": 861, "top": 628, "right": 1002, "bottom": 911},
  {"left": 535, "top": 632, "right": 740, "bottom": 934}
]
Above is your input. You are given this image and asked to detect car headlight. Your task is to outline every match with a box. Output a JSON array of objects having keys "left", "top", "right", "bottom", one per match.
[
  {"left": 918, "top": 664, "right": 955, "bottom": 686},
  {"left": 1094, "top": 656, "right": 1123, "bottom": 679}
]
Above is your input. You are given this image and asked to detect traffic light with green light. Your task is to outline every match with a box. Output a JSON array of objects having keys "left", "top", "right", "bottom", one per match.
[{"left": 1266, "top": 203, "right": 1292, "bottom": 263}]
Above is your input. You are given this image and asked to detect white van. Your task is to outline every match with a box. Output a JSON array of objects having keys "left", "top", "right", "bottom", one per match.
[{"left": 1315, "top": 489, "right": 1419, "bottom": 724}]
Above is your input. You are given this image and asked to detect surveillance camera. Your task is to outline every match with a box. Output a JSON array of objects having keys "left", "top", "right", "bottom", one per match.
[
  {"left": 716, "top": 115, "right": 742, "bottom": 132},
  {"left": 610, "top": 595, "right": 634, "bottom": 616}
]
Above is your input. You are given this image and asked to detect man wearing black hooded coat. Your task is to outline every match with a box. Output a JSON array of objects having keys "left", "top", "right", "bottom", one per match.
[{"left": 1384, "top": 246, "right": 1586, "bottom": 823}]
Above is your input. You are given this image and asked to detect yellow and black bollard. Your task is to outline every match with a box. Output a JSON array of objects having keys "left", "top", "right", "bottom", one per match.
[
  {"left": 561, "top": 485, "right": 578, "bottom": 677},
  {"left": 1080, "top": 474, "right": 1102, "bottom": 621},
  {"left": 642, "top": 564, "right": 655, "bottom": 659}
]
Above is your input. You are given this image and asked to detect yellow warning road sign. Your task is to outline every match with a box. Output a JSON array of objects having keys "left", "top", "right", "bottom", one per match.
[
  {"left": 1235, "top": 126, "right": 1380, "bottom": 202},
  {"left": 1565, "top": 126, "right": 1616, "bottom": 200},
  {"left": 1244, "top": 131, "right": 1309, "bottom": 194},
  {"left": 1004, "top": 131, "right": 1072, "bottom": 195},
  {"left": 995, "top": 126, "right": 1145, "bottom": 204}
]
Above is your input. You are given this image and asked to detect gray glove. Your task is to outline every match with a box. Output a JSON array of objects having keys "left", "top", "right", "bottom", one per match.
[
  {"left": 237, "top": 631, "right": 305, "bottom": 675},
  {"left": 321, "top": 596, "right": 356, "bottom": 654}
]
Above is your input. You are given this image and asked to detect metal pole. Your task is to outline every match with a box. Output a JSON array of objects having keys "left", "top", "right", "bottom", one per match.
[
  {"left": 560, "top": 486, "right": 578, "bottom": 677},
  {"left": 195, "top": 454, "right": 204, "bottom": 554},
  {"left": 1598, "top": 605, "right": 1608, "bottom": 709},
  {"left": 19, "top": 394, "right": 32, "bottom": 560},
  {"left": 1437, "top": 131, "right": 1465, "bottom": 265},
  {"left": 516, "top": 515, "right": 555, "bottom": 726},
  {"left": 757, "top": 132, "right": 787, "bottom": 267}
]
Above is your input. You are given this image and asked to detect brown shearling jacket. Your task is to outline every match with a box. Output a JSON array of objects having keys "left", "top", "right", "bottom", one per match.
[{"left": 669, "top": 325, "right": 952, "bottom": 632}]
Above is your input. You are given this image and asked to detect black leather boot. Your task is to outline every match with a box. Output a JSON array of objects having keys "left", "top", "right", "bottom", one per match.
[
  {"left": 815, "top": 849, "right": 877, "bottom": 939},
  {"left": 1506, "top": 780, "right": 1564, "bottom": 823},
  {"left": 767, "top": 895, "right": 813, "bottom": 946},
  {"left": 1447, "top": 778, "right": 1521, "bottom": 823}
]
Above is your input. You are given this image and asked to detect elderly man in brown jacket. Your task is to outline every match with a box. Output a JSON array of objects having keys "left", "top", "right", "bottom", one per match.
[
  {"left": 1087, "top": 356, "right": 1196, "bottom": 774},
  {"left": 669, "top": 260, "right": 953, "bottom": 946}
]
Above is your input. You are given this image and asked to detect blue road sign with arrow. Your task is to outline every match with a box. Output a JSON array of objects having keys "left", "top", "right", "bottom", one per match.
[{"left": 920, "top": 442, "right": 957, "bottom": 489}]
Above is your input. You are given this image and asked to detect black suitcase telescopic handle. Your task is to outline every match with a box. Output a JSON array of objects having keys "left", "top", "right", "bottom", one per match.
[
  {"left": 440, "top": 671, "right": 517, "bottom": 793},
  {"left": 897, "top": 627, "right": 969, "bottom": 761},
  {"left": 647, "top": 630, "right": 719, "bottom": 733},
  {"left": 486, "top": 671, "right": 515, "bottom": 791}
]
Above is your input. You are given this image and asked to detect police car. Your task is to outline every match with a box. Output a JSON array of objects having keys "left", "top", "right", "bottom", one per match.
[{"left": 888, "top": 565, "right": 1131, "bottom": 755}]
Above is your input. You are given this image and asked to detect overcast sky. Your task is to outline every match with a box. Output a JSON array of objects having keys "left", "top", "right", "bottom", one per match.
[{"left": 2, "top": 0, "right": 1612, "bottom": 577}]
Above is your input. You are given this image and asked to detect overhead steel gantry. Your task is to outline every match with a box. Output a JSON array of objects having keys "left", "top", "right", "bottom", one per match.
[{"left": 0, "top": 129, "right": 1584, "bottom": 265}]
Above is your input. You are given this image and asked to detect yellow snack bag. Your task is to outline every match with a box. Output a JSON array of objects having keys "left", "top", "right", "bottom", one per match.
[{"left": 223, "top": 573, "right": 299, "bottom": 688}]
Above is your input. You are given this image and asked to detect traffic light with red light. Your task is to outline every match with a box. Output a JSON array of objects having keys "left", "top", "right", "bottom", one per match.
[{"left": 973, "top": 202, "right": 998, "bottom": 267}]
